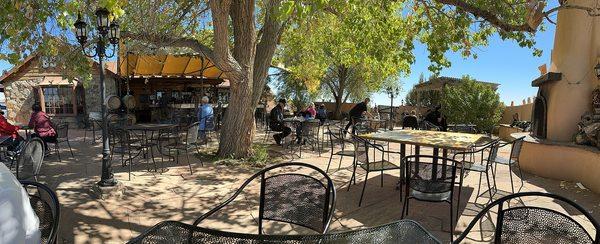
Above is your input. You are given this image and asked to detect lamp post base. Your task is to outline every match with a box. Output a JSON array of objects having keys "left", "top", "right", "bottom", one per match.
[{"left": 91, "top": 181, "right": 124, "bottom": 200}]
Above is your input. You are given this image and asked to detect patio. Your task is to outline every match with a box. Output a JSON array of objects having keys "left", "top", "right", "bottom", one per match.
[{"left": 29, "top": 128, "right": 600, "bottom": 243}]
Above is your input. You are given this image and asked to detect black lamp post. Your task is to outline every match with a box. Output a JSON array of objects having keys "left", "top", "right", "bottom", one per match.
[
  {"left": 74, "top": 9, "right": 120, "bottom": 187},
  {"left": 385, "top": 86, "right": 400, "bottom": 130}
]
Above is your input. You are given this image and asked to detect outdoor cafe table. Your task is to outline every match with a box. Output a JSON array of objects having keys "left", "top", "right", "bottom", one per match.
[
  {"left": 360, "top": 130, "right": 486, "bottom": 181},
  {"left": 120, "top": 123, "right": 178, "bottom": 169},
  {"left": 128, "top": 219, "right": 441, "bottom": 244}
]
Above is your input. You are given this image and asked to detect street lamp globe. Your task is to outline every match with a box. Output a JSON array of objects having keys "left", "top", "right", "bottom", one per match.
[
  {"left": 108, "top": 21, "right": 120, "bottom": 45},
  {"left": 95, "top": 8, "right": 110, "bottom": 35},
  {"left": 74, "top": 13, "right": 88, "bottom": 45}
]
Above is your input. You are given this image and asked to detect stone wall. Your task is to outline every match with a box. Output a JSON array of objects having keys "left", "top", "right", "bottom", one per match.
[
  {"left": 4, "top": 77, "right": 40, "bottom": 124},
  {"left": 84, "top": 75, "right": 117, "bottom": 114}
]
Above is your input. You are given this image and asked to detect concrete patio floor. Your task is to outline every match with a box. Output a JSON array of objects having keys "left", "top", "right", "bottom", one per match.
[{"left": 23, "top": 128, "right": 600, "bottom": 243}]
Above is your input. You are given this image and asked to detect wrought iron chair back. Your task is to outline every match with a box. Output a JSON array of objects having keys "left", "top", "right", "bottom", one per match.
[
  {"left": 186, "top": 122, "right": 200, "bottom": 146},
  {"left": 193, "top": 162, "right": 336, "bottom": 235},
  {"left": 15, "top": 137, "right": 45, "bottom": 181},
  {"left": 20, "top": 180, "right": 60, "bottom": 244},
  {"left": 509, "top": 136, "right": 525, "bottom": 160},
  {"left": 454, "top": 192, "right": 600, "bottom": 244}
]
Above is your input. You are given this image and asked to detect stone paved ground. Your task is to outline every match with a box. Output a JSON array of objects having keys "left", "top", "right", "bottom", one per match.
[{"left": 18, "top": 128, "right": 600, "bottom": 243}]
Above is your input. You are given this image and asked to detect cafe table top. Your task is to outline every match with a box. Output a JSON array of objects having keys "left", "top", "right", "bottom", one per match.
[
  {"left": 360, "top": 130, "right": 486, "bottom": 151},
  {"left": 122, "top": 123, "right": 177, "bottom": 131}
]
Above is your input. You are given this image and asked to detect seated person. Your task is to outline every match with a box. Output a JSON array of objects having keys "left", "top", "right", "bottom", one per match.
[
  {"left": 0, "top": 163, "right": 41, "bottom": 244},
  {"left": 197, "top": 96, "right": 214, "bottom": 142},
  {"left": 28, "top": 104, "right": 57, "bottom": 150},
  {"left": 296, "top": 103, "right": 316, "bottom": 144},
  {"left": 269, "top": 99, "right": 291, "bottom": 146},
  {"left": 402, "top": 110, "right": 419, "bottom": 129},
  {"left": 0, "top": 111, "right": 24, "bottom": 152},
  {"left": 316, "top": 104, "right": 328, "bottom": 123}
]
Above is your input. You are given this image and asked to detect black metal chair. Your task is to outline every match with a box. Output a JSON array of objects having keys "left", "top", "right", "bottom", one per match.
[
  {"left": 454, "top": 192, "right": 600, "bottom": 244},
  {"left": 109, "top": 127, "right": 151, "bottom": 181},
  {"left": 494, "top": 136, "right": 526, "bottom": 193},
  {"left": 325, "top": 125, "right": 355, "bottom": 173},
  {"left": 163, "top": 122, "right": 201, "bottom": 174},
  {"left": 128, "top": 219, "right": 441, "bottom": 244},
  {"left": 401, "top": 155, "right": 461, "bottom": 242},
  {"left": 452, "top": 139, "right": 500, "bottom": 215},
  {"left": 48, "top": 122, "right": 74, "bottom": 161},
  {"left": 349, "top": 134, "right": 401, "bottom": 207},
  {"left": 193, "top": 162, "right": 336, "bottom": 235},
  {"left": 15, "top": 137, "right": 45, "bottom": 181},
  {"left": 20, "top": 180, "right": 60, "bottom": 244},
  {"left": 291, "top": 120, "right": 320, "bottom": 158}
]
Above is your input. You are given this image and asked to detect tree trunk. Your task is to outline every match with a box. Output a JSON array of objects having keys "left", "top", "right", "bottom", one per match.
[
  {"left": 333, "top": 95, "right": 343, "bottom": 119},
  {"left": 218, "top": 73, "right": 256, "bottom": 157}
]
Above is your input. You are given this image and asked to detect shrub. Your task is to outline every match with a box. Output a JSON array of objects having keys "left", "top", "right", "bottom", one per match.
[{"left": 442, "top": 76, "right": 504, "bottom": 132}]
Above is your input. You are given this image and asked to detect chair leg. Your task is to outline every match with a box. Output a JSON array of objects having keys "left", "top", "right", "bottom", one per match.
[
  {"left": 516, "top": 162, "right": 524, "bottom": 191},
  {"left": 67, "top": 140, "right": 74, "bottom": 157},
  {"left": 456, "top": 170, "right": 464, "bottom": 219},
  {"left": 449, "top": 202, "right": 454, "bottom": 242},
  {"left": 196, "top": 147, "right": 204, "bottom": 167},
  {"left": 475, "top": 172, "right": 483, "bottom": 203},
  {"left": 358, "top": 171, "right": 370, "bottom": 206},
  {"left": 186, "top": 150, "right": 193, "bottom": 175},
  {"left": 508, "top": 164, "right": 515, "bottom": 193},
  {"left": 150, "top": 146, "right": 158, "bottom": 172},
  {"left": 380, "top": 170, "right": 384, "bottom": 187},
  {"left": 347, "top": 160, "right": 357, "bottom": 192},
  {"left": 401, "top": 196, "right": 410, "bottom": 218},
  {"left": 337, "top": 155, "right": 343, "bottom": 171},
  {"left": 326, "top": 154, "right": 333, "bottom": 173},
  {"left": 55, "top": 143, "right": 61, "bottom": 162},
  {"left": 485, "top": 172, "right": 494, "bottom": 202}
]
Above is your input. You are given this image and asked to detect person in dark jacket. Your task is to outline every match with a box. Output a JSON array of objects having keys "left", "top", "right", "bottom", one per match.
[
  {"left": 402, "top": 110, "right": 419, "bottom": 129},
  {"left": 269, "top": 99, "right": 291, "bottom": 145},
  {"left": 344, "top": 98, "right": 372, "bottom": 134}
]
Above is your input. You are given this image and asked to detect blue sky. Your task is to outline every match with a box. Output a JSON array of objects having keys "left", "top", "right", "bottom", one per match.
[
  {"left": 372, "top": 24, "right": 556, "bottom": 107},
  {"left": 1, "top": 19, "right": 556, "bottom": 107}
]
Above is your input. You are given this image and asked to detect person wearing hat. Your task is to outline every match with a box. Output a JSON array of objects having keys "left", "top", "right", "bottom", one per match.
[{"left": 269, "top": 99, "right": 291, "bottom": 145}]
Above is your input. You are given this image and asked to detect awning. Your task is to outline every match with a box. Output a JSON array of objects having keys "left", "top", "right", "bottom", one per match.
[
  {"left": 39, "top": 76, "right": 78, "bottom": 86},
  {"left": 119, "top": 53, "right": 227, "bottom": 80}
]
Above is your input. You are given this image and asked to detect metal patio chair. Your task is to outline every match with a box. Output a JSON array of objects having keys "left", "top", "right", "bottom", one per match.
[
  {"left": 20, "top": 180, "right": 60, "bottom": 244},
  {"left": 163, "top": 122, "right": 201, "bottom": 174},
  {"left": 47, "top": 122, "right": 74, "bottom": 162},
  {"left": 455, "top": 192, "right": 600, "bottom": 244},
  {"left": 401, "top": 155, "right": 461, "bottom": 242},
  {"left": 325, "top": 125, "right": 355, "bottom": 173},
  {"left": 15, "top": 137, "right": 45, "bottom": 181},
  {"left": 494, "top": 136, "right": 526, "bottom": 193},
  {"left": 193, "top": 162, "right": 336, "bottom": 235},
  {"left": 349, "top": 134, "right": 401, "bottom": 207}
]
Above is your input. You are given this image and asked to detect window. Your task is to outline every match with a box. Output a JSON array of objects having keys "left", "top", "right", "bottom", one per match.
[{"left": 41, "top": 86, "right": 75, "bottom": 115}]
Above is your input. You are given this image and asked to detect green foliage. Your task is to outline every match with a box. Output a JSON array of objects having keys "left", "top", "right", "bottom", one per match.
[
  {"left": 441, "top": 76, "right": 504, "bottom": 132},
  {"left": 272, "top": 72, "right": 318, "bottom": 112},
  {"left": 248, "top": 144, "right": 270, "bottom": 167},
  {"left": 405, "top": 88, "right": 442, "bottom": 107}
]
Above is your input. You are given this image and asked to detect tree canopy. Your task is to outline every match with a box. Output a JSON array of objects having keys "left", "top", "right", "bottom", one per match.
[{"left": 0, "top": 0, "right": 559, "bottom": 157}]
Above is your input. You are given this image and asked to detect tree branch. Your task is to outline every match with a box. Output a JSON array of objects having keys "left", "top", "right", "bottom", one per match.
[
  {"left": 210, "top": 0, "right": 245, "bottom": 81},
  {"left": 434, "top": 0, "right": 535, "bottom": 32}
]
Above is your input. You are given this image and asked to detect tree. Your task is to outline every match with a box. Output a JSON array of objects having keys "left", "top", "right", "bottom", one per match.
[
  {"left": 442, "top": 76, "right": 504, "bottom": 132},
  {"left": 279, "top": 1, "right": 413, "bottom": 119},
  {"left": 0, "top": 0, "right": 557, "bottom": 158},
  {"left": 405, "top": 88, "right": 442, "bottom": 107}
]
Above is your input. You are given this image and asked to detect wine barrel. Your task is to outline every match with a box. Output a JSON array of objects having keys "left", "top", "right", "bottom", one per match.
[
  {"left": 123, "top": 95, "right": 136, "bottom": 110},
  {"left": 106, "top": 95, "right": 121, "bottom": 110}
]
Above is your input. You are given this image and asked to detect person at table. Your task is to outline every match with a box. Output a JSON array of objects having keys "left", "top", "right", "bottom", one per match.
[
  {"left": 402, "top": 110, "right": 419, "bottom": 129},
  {"left": 0, "top": 111, "right": 24, "bottom": 152},
  {"left": 295, "top": 103, "right": 317, "bottom": 144},
  {"left": 424, "top": 105, "right": 445, "bottom": 130},
  {"left": 269, "top": 99, "right": 291, "bottom": 146},
  {"left": 197, "top": 96, "right": 214, "bottom": 142},
  {"left": 0, "top": 163, "right": 41, "bottom": 244},
  {"left": 316, "top": 104, "right": 328, "bottom": 124},
  {"left": 28, "top": 104, "right": 57, "bottom": 150},
  {"left": 344, "top": 97, "right": 373, "bottom": 134},
  {"left": 305, "top": 102, "right": 317, "bottom": 119}
]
